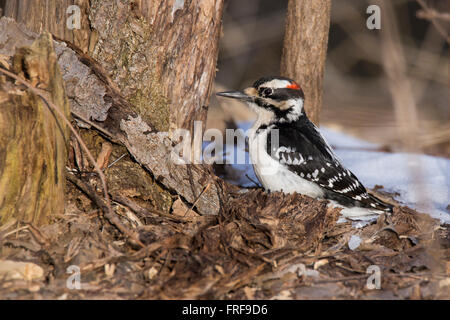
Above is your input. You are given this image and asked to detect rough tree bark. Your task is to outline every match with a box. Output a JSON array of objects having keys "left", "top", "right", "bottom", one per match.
[
  {"left": 280, "top": 0, "right": 332, "bottom": 125},
  {"left": 0, "top": 33, "right": 70, "bottom": 226},
  {"left": 0, "top": 17, "right": 225, "bottom": 217},
  {"left": 1, "top": 0, "right": 225, "bottom": 217},
  {"left": 2, "top": 0, "right": 224, "bottom": 133}
]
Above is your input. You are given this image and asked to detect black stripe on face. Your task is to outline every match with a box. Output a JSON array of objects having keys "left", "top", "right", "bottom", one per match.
[
  {"left": 269, "top": 88, "right": 305, "bottom": 100},
  {"left": 254, "top": 97, "right": 293, "bottom": 119}
]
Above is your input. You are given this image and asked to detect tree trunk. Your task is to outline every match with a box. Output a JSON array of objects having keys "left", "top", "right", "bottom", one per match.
[
  {"left": 280, "top": 0, "right": 332, "bottom": 125},
  {"left": 2, "top": 0, "right": 224, "bottom": 133},
  {"left": 1, "top": 0, "right": 225, "bottom": 216},
  {"left": 0, "top": 16, "right": 226, "bottom": 216},
  {"left": 0, "top": 33, "right": 70, "bottom": 226}
]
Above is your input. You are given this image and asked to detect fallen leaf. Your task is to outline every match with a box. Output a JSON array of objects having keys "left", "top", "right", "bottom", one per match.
[
  {"left": 172, "top": 198, "right": 196, "bottom": 218},
  {"left": 243, "top": 286, "right": 256, "bottom": 299},
  {"left": 104, "top": 264, "right": 115, "bottom": 277},
  {"left": 96, "top": 142, "right": 113, "bottom": 170},
  {"left": 0, "top": 260, "right": 44, "bottom": 281},
  {"left": 314, "top": 259, "right": 329, "bottom": 270}
]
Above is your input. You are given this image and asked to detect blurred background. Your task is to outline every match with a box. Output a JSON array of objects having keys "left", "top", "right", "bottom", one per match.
[{"left": 209, "top": 0, "right": 449, "bottom": 158}]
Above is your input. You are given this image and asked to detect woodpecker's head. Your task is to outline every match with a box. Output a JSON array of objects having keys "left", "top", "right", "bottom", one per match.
[{"left": 217, "top": 76, "right": 305, "bottom": 123}]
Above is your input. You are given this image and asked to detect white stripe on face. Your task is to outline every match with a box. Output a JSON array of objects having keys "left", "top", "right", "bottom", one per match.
[{"left": 261, "top": 79, "right": 291, "bottom": 89}]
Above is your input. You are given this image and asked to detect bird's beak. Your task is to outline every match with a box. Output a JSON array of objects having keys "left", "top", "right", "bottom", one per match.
[{"left": 216, "top": 90, "right": 252, "bottom": 102}]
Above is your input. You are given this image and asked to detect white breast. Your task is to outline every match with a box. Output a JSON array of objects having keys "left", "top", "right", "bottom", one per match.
[{"left": 248, "top": 126, "right": 325, "bottom": 199}]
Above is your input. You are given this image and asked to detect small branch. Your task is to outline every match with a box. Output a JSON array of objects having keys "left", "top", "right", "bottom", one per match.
[
  {"left": 70, "top": 110, "right": 120, "bottom": 144},
  {"left": 66, "top": 174, "right": 144, "bottom": 247},
  {"left": 313, "top": 271, "right": 447, "bottom": 284},
  {"left": 417, "top": 9, "right": 450, "bottom": 21},
  {"left": 111, "top": 194, "right": 190, "bottom": 223},
  {"left": 183, "top": 182, "right": 212, "bottom": 217},
  {"left": 107, "top": 153, "right": 127, "bottom": 169},
  {"left": 416, "top": 0, "right": 450, "bottom": 44}
]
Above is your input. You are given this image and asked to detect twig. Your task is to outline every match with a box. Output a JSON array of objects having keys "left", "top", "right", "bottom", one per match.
[
  {"left": 0, "top": 66, "right": 144, "bottom": 248},
  {"left": 417, "top": 9, "right": 450, "bottom": 21},
  {"left": 0, "top": 226, "right": 29, "bottom": 240},
  {"left": 313, "top": 271, "right": 447, "bottom": 284},
  {"left": 416, "top": 0, "right": 450, "bottom": 44},
  {"left": 70, "top": 110, "right": 119, "bottom": 143},
  {"left": 183, "top": 182, "right": 212, "bottom": 217},
  {"left": 107, "top": 153, "right": 127, "bottom": 169},
  {"left": 71, "top": 134, "right": 85, "bottom": 172},
  {"left": 313, "top": 274, "right": 369, "bottom": 283},
  {"left": 111, "top": 194, "right": 189, "bottom": 223},
  {"left": 66, "top": 174, "right": 144, "bottom": 247}
]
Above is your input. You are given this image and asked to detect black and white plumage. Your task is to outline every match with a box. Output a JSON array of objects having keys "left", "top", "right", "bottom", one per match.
[{"left": 217, "top": 76, "right": 392, "bottom": 215}]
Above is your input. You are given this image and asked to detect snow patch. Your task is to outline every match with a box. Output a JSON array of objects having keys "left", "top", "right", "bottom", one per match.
[{"left": 348, "top": 235, "right": 362, "bottom": 250}]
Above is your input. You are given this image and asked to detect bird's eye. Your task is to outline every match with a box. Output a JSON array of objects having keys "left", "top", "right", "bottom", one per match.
[{"left": 259, "top": 87, "right": 273, "bottom": 97}]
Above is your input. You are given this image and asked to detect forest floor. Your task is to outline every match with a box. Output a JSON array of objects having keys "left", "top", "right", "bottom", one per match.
[{"left": 0, "top": 170, "right": 449, "bottom": 299}]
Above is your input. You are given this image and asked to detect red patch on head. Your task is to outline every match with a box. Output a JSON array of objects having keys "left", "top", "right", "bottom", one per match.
[{"left": 286, "top": 82, "right": 301, "bottom": 90}]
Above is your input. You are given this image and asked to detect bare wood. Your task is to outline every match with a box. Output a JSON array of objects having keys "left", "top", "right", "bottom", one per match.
[
  {"left": 280, "top": 0, "right": 332, "bottom": 125},
  {"left": 3, "top": 0, "right": 92, "bottom": 53},
  {"left": 0, "top": 33, "right": 69, "bottom": 226}
]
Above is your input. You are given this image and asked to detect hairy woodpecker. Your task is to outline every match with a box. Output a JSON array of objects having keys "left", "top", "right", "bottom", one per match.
[{"left": 217, "top": 76, "right": 393, "bottom": 215}]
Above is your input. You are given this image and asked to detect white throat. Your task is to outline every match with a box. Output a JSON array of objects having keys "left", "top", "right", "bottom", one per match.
[
  {"left": 247, "top": 102, "right": 275, "bottom": 128},
  {"left": 247, "top": 98, "right": 304, "bottom": 128}
]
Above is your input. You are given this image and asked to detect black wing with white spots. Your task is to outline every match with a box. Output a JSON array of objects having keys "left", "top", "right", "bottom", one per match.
[{"left": 266, "top": 117, "right": 392, "bottom": 212}]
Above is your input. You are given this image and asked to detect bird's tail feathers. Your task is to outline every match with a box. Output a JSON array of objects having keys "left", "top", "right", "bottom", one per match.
[{"left": 368, "top": 193, "right": 393, "bottom": 213}]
